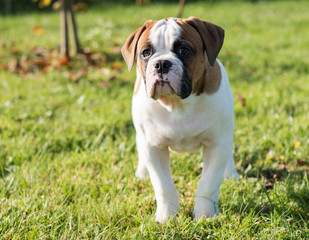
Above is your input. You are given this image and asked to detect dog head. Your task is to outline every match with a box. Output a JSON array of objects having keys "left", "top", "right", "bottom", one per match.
[{"left": 121, "top": 17, "right": 224, "bottom": 100}]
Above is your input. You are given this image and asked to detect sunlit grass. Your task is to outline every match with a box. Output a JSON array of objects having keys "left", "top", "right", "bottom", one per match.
[{"left": 0, "top": 1, "right": 308, "bottom": 238}]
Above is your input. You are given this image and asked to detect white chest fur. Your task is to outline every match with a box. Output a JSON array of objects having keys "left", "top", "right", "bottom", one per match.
[
  {"left": 132, "top": 60, "right": 234, "bottom": 152},
  {"left": 132, "top": 60, "right": 238, "bottom": 223}
]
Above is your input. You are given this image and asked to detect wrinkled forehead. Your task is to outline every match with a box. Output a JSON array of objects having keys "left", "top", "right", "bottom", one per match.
[
  {"left": 148, "top": 18, "right": 181, "bottom": 51},
  {"left": 137, "top": 18, "right": 203, "bottom": 53}
]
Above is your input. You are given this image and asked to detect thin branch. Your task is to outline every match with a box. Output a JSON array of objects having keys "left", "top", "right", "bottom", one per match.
[
  {"left": 177, "top": 0, "right": 186, "bottom": 18},
  {"left": 68, "top": 0, "right": 82, "bottom": 54},
  {"left": 60, "top": 0, "right": 69, "bottom": 57}
]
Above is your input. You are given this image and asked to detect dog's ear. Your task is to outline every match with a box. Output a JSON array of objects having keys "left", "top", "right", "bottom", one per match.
[
  {"left": 185, "top": 17, "right": 224, "bottom": 66},
  {"left": 121, "top": 20, "right": 154, "bottom": 71}
]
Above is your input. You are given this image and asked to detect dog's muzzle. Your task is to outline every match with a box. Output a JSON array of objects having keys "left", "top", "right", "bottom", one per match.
[{"left": 146, "top": 59, "right": 192, "bottom": 99}]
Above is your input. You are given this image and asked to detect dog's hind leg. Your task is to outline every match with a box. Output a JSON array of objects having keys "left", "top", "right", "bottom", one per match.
[
  {"left": 223, "top": 154, "right": 239, "bottom": 180},
  {"left": 194, "top": 140, "right": 233, "bottom": 219},
  {"left": 136, "top": 160, "right": 148, "bottom": 180},
  {"left": 135, "top": 134, "right": 149, "bottom": 180}
]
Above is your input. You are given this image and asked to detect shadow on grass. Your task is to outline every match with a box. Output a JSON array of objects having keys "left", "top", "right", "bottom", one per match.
[{"left": 228, "top": 167, "right": 308, "bottom": 223}]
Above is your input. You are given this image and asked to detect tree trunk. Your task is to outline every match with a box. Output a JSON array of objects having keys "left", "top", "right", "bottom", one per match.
[
  {"left": 177, "top": 0, "right": 186, "bottom": 18},
  {"left": 60, "top": 0, "right": 69, "bottom": 57},
  {"left": 68, "top": 0, "right": 81, "bottom": 54},
  {"left": 5, "top": 0, "right": 12, "bottom": 14}
]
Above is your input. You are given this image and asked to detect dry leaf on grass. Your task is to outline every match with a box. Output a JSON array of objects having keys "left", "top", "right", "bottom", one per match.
[
  {"left": 32, "top": 25, "right": 44, "bottom": 36},
  {"left": 58, "top": 56, "right": 70, "bottom": 67},
  {"left": 237, "top": 93, "right": 246, "bottom": 107},
  {"left": 112, "top": 61, "right": 122, "bottom": 71},
  {"left": 98, "top": 82, "right": 111, "bottom": 88}
]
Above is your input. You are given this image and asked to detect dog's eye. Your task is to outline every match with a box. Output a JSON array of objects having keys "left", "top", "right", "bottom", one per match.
[
  {"left": 142, "top": 48, "right": 152, "bottom": 58},
  {"left": 178, "top": 47, "right": 190, "bottom": 56}
]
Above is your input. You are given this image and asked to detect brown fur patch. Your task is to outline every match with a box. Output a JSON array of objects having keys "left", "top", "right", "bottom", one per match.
[
  {"left": 194, "top": 59, "right": 221, "bottom": 95},
  {"left": 159, "top": 96, "right": 175, "bottom": 109},
  {"left": 176, "top": 18, "right": 222, "bottom": 95},
  {"left": 136, "top": 21, "right": 157, "bottom": 79},
  {"left": 122, "top": 20, "right": 157, "bottom": 72},
  {"left": 134, "top": 75, "right": 142, "bottom": 96},
  {"left": 181, "top": 17, "right": 225, "bottom": 67}
]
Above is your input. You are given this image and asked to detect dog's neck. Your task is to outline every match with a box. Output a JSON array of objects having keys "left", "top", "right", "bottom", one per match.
[
  {"left": 157, "top": 94, "right": 198, "bottom": 112},
  {"left": 158, "top": 95, "right": 178, "bottom": 111}
]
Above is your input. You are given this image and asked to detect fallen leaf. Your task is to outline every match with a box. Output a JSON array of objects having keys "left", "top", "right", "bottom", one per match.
[
  {"left": 70, "top": 69, "right": 87, "bottom": 83},
  {"left": 112, "top": 61, "right": 122, "bottom": 70},
  {"left": 294, "top": 141, "right": 301, "bottom": 148},
  {"left": 58, "top": 56, "right": 70, "bottom": 66},
  {"left": 32, "top": 25, "right": 44, "bottom": 36},
  {"left": 42, "top": 66, "right": 50, "bottom": 74},
  {"left": 90, "top": 53, "right": 103, "bottom": 61},
  {"left": 85, "top": 53, "right": 96, "bottom": 66},
  {"left": 32, "top": 47, "right": 48, "bottom": 57},
  {"left": 294, "top": 159, "right": 305, "bottom": 166},
  {"left": 21, "top": 54, "right": 31, "bottom": 63},
  {"left": 19, "top": 58, "right": 31, "bottom": 74},
  {"left": 108, "top": 46, "right": 121, "bottom": 54},
  {"left": 96, "top": 62, "right": 103, "bottom": 67},
  {"left": 98, "top": 82, "right": 111, "bottom": 88},
  {"left": 34, "top": 58, "right": 49, "bottom": 69},
  {"left": 8, "top": 59, "right": 21, "bottom": 73},
  {"left": 61, "top": 73, "right": 69, "bottom": 81},
  {"left": 10, "top": 48, "right": 20, "bottom": 55},
  {"left": 87, "top": 53, "right": 105, "bottom": 67},
  {"left": 73, "top": 2, "right": 88, "bottom": 11},
  {"left": 136, "top": 0, "right": 150, "bottom": 5},
  {"left": 21, "top": 67, "right": 31, "bottom": 74},
  {"left": 237, "top": 93, "right": 246, "bottom": 107},
  {"left": 48, "top": 49, "right": 59, "bottom": 59},
  {"left": 101, "top": 68, "right": 111, "bottom": 76}
]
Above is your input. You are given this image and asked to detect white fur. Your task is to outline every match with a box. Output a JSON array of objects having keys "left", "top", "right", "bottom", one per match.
[
  {"left": 149, "top": 18, "right": 180, "bottom": 51},
  {"left": 132, "top": 19, "right": 238, "bottom": 223},
  {"left": 145, "top": 18, "right": 184, "bottom": 99}
]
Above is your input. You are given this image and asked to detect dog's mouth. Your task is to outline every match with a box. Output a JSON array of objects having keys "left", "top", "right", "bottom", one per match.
[
  {"left": 148, "top": 79, "right": 175, "bottom": 100},
  {"left": 146, "top": 77, "right": 192, "bottom": 100},
  {"left": 144, "top": 57, "right": 192, "bottom": 100}
]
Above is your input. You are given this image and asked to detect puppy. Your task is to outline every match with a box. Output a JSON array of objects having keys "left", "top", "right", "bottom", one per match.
[{"left": 121, "top": 17, "right": 238, "bottom": 223}]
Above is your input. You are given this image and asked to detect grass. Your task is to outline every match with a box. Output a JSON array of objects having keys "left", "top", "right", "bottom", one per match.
[{"left": 0, "top": 1, "right": 308, "bottom": 239}]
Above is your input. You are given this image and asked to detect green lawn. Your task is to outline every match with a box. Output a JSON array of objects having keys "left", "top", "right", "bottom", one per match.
[{"left": 0, "top": 1, "right": 308, "bottom": 239}]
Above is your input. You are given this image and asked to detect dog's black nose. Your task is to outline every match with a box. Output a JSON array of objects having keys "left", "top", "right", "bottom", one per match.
[{"left": 154, "top": 60, "right": 172, "bottom": 74}]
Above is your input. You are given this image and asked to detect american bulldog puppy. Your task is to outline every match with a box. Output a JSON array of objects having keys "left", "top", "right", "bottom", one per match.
[{"left": 122, "top": 17, "right": 238, "bottom": 223}]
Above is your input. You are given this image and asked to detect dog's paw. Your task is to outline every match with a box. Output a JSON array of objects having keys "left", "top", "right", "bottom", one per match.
[
  {"left": 224, "top": 157, "right": 239, "bottom": 180},
  {"left": 223, "top": 169, "right": 239, "bottom": 180},
  {"left": 135, "top": 166, "right": 148, "bottom": 180},
  {"left": 155, "top": 203, "right": 180, "bottom": 223},
  {"left": 193, "top": 197, "right": 219, "bottom": 219}
]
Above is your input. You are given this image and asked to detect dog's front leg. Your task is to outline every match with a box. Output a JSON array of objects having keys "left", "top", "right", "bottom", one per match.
[
  {"left": 193, "top": 141, "right": 232, "bottom": 219},
  {"left": 136, "top": 134, "right": 180, "bottom": 223}
]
